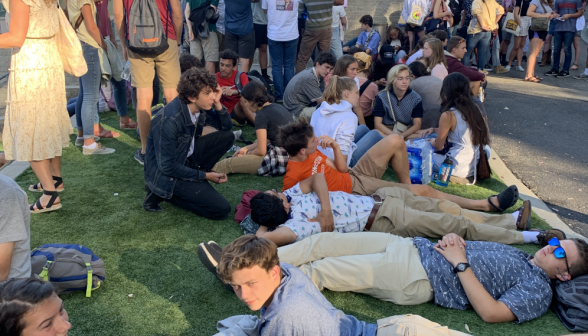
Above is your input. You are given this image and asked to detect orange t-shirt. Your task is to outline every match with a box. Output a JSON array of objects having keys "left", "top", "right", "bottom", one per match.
[{"left": 282, "top": 151, "right": 352, "bottom": 193}]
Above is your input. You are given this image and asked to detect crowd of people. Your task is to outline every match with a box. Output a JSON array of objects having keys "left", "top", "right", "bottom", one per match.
[{"left": 1, "top": 0, "right": 588, "bottom": 334}]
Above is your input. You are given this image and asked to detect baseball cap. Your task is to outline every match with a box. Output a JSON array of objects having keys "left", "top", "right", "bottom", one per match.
[{"left": 379, "top": 45, "right": 396, "bottom": 64}]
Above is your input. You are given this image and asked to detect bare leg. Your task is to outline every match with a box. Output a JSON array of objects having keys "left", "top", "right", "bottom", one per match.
[
  {"left": 366, "top": 134, "right": 411, "bottom": 184},
  {"left": 525, "top": 38, "right": 543, "bottom": 79},
  {"left": 162, "top": 87, "right": 179, "bottom": 107},
  {"left": 136, "top": 87, "right": 154, "bottom": 154},
  {"left": 259, "top": 44, "right": 268, "bottom": 71},
  {"left": 407, "top": 31, "right": 415, "bottom": 51},
  {"left": 470, "top": 80, "right": 481, "bottom": 96},
  {"left": 202, "top": 126, "right": 218, "bottom": 136},
  {"left": 240, "top": 58, "right": 251, "bottom": 73},
  {"left": 29, "top": 159, "right": 60, "bottom": 209},
  {"left": 409, "top": 184, "right": 501, "bottom": 212},
  {"left": 205, "top": 61, "right": 216, "bottom": 74},
  {"left": 233, "top": 101, "right": 256, "bottom": 125},
  {"left": 0, "top": 153, "right": 6, "bottom": 168},
  {"left": 573, "top": 36, "right": 580, "bottom": 67}
]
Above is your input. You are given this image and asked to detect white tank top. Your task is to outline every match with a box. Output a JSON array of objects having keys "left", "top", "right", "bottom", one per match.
[{"left": 446, "top": 108, "right": 479, "bottom": 178}]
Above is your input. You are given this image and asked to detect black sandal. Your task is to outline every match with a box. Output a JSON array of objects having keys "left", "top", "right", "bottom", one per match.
[
  {"left": 488, "top": 185, "right": 519, "bottom": 212},
  {"left": 30, "top": 190, "right": 62, "bottom": 213},
  {"left": 29, "top": 176, "right": 64, "bottom": 193}
]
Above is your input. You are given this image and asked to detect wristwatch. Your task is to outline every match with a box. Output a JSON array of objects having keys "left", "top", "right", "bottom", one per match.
[{"left": 453, "top": 262, "right": 470, "bottom": 273}]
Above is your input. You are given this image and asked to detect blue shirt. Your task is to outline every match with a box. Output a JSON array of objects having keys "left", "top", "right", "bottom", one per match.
[
  {"left": 553, "top": 0, "right": 583, "bottom": 32},
  {"left": 260, "top": 263, "right": 377, "bottom": 335},
  {"left": 413, "top": 238, "right": 553, "bottom": 324},
  {"left": 224, "top": 0, "right": 254, "bottom": 36},
  {"left": 357, "top": 30, "right": 381, "bottom": 54}
]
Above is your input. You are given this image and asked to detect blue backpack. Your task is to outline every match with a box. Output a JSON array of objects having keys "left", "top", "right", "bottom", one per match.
[{"left": 31, "top": 244, "right": 105, "bottom": 297}]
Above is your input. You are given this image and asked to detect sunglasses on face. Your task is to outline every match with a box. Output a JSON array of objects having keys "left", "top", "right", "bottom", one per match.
[{"left": 549, "top": 237, "right": 571, "bottom": 279}]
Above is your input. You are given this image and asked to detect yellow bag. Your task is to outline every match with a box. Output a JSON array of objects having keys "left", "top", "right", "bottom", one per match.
[{"left": 55, "top": 5, "right": 87, "bottom": 77}]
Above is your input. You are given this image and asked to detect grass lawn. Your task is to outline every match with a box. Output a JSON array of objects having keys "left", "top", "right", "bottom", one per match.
[{"left": 6, "top": 108, "right": 570, "bottom": 336}]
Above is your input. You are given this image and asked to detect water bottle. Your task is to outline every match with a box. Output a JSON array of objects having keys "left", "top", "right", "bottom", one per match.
[
  {"left": 435, "top": 157, "right": 454, "bottom": 187},
  {"left": 121, "top": 61, "right": 131, "bottom": 81}
]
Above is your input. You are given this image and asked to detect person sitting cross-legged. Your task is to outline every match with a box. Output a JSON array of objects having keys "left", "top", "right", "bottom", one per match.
[
  {"left": 279, "top": 118, "right": 522, "bottom": 214},
  {"left": 250, "top": 172, "right": 564, "bottom": 247},
  {"left": 142, "top": 68, "right": 234, "bottom": 220}
]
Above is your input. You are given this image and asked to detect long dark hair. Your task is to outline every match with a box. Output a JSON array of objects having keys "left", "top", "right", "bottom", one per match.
[
  {"left": 385, "top": 24, "right": 405, "bottom": 44},
  {"left": 0, "top": 278, "right": 57, "bottom": 336},
  {"left": 332, "top": 55, "right": 358, "bottom": 77},
  {"left": 440, "top": 73, "right": 490, "bottom": 147},
  {"left": 240, "top": 81, "right": 274, "bottom": 107}
]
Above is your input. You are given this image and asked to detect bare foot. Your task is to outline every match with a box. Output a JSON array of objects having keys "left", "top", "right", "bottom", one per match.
[{"left": 487, "top": 196, "right": 500, "bottom": 211}]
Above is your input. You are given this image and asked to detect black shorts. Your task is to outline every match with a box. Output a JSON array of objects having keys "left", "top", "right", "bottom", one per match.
[
  {"left": 529, "top": 28, "right": 548, "bottom": 41},
  {"left": 225, "top": 30, "right": 256, "bottom": 59},
  {"left": 405, "top": 23, "right": 425, "bottom": 33},
  {"left": 254, "top": 24, "right": 268, "bottom": 48}
]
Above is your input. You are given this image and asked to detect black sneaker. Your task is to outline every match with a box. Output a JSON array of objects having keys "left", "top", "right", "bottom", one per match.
[
  {"left": 134, "top": 149, "right": 145, "bottom": 165},
  {"left": 198, "top": 241, "right": 233, "bottom": 291},
  {"left": 263, "top": 75, "right": 274, "bottom": 85},
  {"left": 557, "top": 70, "right": 570, "bottom": 78},
  {"left": 522, "top": 55, "right": 527, "bottom": 62},
  {"left": 142, "top": 192, "right": 163, "bottom": 212},
  {"left": 544, "top": 69, "right": 559, "bottom": 76}
]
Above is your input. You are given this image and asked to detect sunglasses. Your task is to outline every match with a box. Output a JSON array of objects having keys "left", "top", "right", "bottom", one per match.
[{"left": 549, "top": 237, "right": 571, "bottom": 279}]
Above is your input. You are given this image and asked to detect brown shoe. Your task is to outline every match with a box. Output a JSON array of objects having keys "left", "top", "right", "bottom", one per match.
[
  {"left": 120, "top": 118, "right": 138, "bottom": 130},
  {"left": 515, "top": 200, "right": 532, "bottom": 230},
  {"left": 532, "top": 229, "right": 566, "bottom": 246}
]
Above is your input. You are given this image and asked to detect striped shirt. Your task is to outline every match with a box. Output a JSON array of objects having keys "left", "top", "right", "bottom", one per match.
[
  {"left": 372, "top": 88, "right": 424, "bottom": 126},
  {"left": 300, "top": 0, "right": 334, "bottom": 30},
  {"left": 553, "top": 0, "right": 583, "bottom": 32}
]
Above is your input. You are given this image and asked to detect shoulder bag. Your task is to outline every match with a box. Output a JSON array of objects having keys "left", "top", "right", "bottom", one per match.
[
  {"left": 386, "top": 91, "right": 409, "bottom": 134},
  {"left": 531, "top": 1, "right": 550, "bottom": 31},
  {"left": 407, "top": 3, "right": 426, "bottom": 26},
  {"left": 55, "top": 2, "right": 88, "bottom": 77},
  {"left": 503, "top": 12, "right": 521, "bottom": 35}
]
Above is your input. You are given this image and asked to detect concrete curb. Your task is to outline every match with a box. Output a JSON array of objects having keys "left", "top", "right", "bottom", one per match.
[
  {"left": 0, "top": 160, "right": 30, "bottom": 180},
  {"left": 490, "top": 149, "right": 587, "bottom": 242}
]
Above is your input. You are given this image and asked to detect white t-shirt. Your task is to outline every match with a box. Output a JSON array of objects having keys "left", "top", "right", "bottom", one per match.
[
  {"left": 331, "top": 5, "right": 346, "bottom": 28},
  {"left": 280, "top": 183, "right": 374, "bottom": 242},
  {"left": 187, "top": 106, "right": 200, "bottom": 157},
  {"left": 262, "top": 0, "right": 300, "bottom": 41}
]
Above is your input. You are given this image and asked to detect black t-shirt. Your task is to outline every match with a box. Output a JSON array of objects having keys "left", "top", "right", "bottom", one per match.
[
  {"left": 516, "top": 0, "right": 532, "bottom": 16},
  {"left": 255, "top": 103, "right": 294, "bottom": 145},
  {"left": 369, "top": 60, "right": 395, "bottom": 89}
]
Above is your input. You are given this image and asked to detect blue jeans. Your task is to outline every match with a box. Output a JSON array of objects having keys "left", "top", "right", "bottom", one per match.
[
  {"left": 463, "top": 31, "right": 491, "bottom": 69},
  {"left": 350, "top": 125, "right": 383, "bottom": 167},
  {"left": 344, "top": 37, "right": 358, "bottom": 48},
  {"left": 552, "top": 31, "right": 575, "bottom": 72},
  {"left": 76, "top": 41, "right": 101, "bottom": 139},
  {"left": 331, "top": 26, "right": 343, "bottom": 59},
  {"left": 268, "top": 38, "right": 298, "bottom": 100},
  {"left": 110, "top": 77, "right": 128, "bottom": 117},
  {"left": 67, "top": 97, "right": 76, "bottom": 117}
]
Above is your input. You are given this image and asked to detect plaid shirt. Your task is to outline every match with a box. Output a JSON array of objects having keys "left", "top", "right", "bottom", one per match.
[{"left": 257, "top": 145, "right": 289, "bottom": 177}]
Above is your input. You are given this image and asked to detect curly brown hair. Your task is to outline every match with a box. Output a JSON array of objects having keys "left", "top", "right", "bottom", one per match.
[
  {"left": 217, "top": 235, "right": 280, "bottom": 284},
  {"left": 177, "top": 68, "right": 218, "bottom": 105}
]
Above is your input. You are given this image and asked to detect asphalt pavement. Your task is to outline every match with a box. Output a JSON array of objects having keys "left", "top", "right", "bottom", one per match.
[{"left": 485, "top": 40, "right": 588, "bottom": 237}]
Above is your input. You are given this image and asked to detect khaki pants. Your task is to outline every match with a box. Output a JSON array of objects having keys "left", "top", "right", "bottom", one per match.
[
  {"left": 376, "top": 314, "right": 470, "bottom": 336},
  {"left": 349, "top": 150, "right": 408, "bottom": 196},
  {"left": 371, "top": 187, "right": 524, "bottom": 245},
  {"left": 212, "top": 154, "right": 264, "bottom": 175},
  {"left": 295, "top": 28, "right": 332, "bottom": 73},
  {"left": 278, "top": 232, "right": 435, "bottom": 305},
  {"left": 299, "top": 106, "right": 316, "bottom": 121}
]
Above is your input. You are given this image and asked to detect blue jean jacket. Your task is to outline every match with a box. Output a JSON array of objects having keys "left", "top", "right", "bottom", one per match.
[{"left": 144, "top": 97, "right": 232, "bottom": 199}]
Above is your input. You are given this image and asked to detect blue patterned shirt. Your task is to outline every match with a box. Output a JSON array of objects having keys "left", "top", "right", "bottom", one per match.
[
  {"left": 280, "top": 183, "right": 374, "bottom": 242},
  {"left": 372, "top": 88, "right": 424, "bottom": 126},
  {"left": 413, "top": 237, "right": 553, "bottom": 323}
]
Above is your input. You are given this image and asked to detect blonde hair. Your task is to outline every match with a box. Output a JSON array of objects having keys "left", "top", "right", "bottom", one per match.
[
  {"left": 385, "top": 64, "right": 411, "bottom": 91},
  {"left": 423, "top": 38, "right": 448, "bottom": 70},
  {"left": 323, "top": 76, "right": 357, "bottom": 105}
]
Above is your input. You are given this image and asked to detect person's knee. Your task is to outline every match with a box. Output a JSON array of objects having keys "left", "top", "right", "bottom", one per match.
[
  {"left": 210, "top": 199, "right": 231, "bottom": 220},
  {"left": 384, "top": 133, "right": 405, "bottom": 150},
  {"left": 410, "top": 184, "right": 434, "bottom": 197},
  {"left": 217, "top": 130, "right": 235, "bottom": 147}
]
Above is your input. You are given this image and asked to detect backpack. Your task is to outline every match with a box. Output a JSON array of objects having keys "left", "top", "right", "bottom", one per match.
[
  {"left": 553, "top": 274, "right": 588, "bottom": 332},
  {"left": 359, "top": 80, "right": 372, "bottom": 97},
  {"left": 124, "top": 0, "right": 169, "bottom": 56},
  {"left": 235, "top": 70, "right": 275, "bottom": 98},
  {"left": 31, "top": 244, "right": 105, "bottom": 297},
  {"left": 449, "top": 0, "right": 462, "bottom": 26}
]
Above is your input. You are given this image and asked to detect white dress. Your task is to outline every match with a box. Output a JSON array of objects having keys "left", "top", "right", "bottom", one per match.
[{"left": 2, "top": 0, "right": 73, "bottom": 161}]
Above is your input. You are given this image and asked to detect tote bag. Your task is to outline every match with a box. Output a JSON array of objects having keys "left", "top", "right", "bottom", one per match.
[
  {"left": 407, "top": 4, "right": 426, "bottom": 26},
  {"left": 56, "top": 6, "right": 88, "bottom": 77},
  {"left": 502, "top": 12, "right": 521, "bottom": 35}
]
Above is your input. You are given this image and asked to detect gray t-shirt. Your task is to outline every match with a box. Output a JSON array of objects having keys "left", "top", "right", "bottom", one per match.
[
  {"left": 283, "top": 68, "right": 325, "bottom": 117},
  {"left": 252, "top": 1, "right": 269, "bottom": 25},
  {"left": 410, "top": 76, "right": 443, "bottom": 129},
  {"left": 530, "top": 0, "right": 552, "bottom": 14},
  {"left": 0, "top": 175, "right": 31, "bottom": 279}
]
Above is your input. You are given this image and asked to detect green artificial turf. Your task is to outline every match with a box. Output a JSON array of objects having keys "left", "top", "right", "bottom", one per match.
[{"left": 8, "top": 109, "right": 569, "bottom": 336}]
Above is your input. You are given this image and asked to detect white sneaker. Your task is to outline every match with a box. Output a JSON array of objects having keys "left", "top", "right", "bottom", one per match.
[
  {"left": 505, "top": 65, "right": 511, "bottom": 71},
  {"left": 83, "top": 142, "right": 115, "bottom": 155},
  {"left": 516, "top": 66, "right": 525, "bottom": 72},
  {"left": 75, "top": 136, "right": 100, "bottom": 147}
]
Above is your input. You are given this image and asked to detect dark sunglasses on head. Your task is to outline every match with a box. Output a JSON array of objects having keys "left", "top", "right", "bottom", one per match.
[{"left": 549, "top": 237, "right": 571, "bottom": 279}]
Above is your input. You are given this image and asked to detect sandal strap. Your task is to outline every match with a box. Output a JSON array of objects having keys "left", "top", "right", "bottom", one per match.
[
  {"left": 52, "top": 176, "right": 63, "bottom": 188},
  {"left": 31, "top": 183, "right": 43, "bottom": 190},
  {"left": 487, "top": 196, "right": 504, "bottom": 212},
  {"left": 30, "top": 198, "right": 44, "bottom": 211},
  {"left": 42, "top": 190, "right": 59, "bottom": 209}
]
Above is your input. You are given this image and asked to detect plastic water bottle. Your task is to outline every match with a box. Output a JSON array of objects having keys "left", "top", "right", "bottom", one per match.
[
  {"left": 435, "top": 157, "right": 454, "bottom": 187},
  {"left": 121, "top": 61, "right": 131, "bottom": 81}
]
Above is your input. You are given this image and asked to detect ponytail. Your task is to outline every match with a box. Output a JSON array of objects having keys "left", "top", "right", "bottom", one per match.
[{"left": 322, "top": 76, "right": 357, "bottom": 105}]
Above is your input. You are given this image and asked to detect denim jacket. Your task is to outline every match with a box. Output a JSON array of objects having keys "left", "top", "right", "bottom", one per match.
[{"left": 144, "top": 97, "right": 232, "bottom": 199}]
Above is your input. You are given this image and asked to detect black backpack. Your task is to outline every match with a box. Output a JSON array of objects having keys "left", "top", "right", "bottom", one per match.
[
  {"left": 449, "top": 0, "right": 462, "bottom": 27},
  {"left": 553, "top": 274, "right": 588, "bottom": 332},
  {"left": 235, "top": 70, "right": 275, "bottom": 99}
]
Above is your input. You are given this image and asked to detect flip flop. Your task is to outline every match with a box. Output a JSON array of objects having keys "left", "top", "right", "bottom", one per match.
[
  {"left": 524, "top": 77, "right": 541, "bottom": 83},
  {"left": 533, "top": 75, "right": 543, "bottom": 81},
  {"left": 488, "top": 185, "right": 519, "bottom": 212},
  {"left": 571, "top": 64, "right": 579, "bottom": 70},
  {"left": 96, "top": 129, "right": 120, "bottom": 138}
]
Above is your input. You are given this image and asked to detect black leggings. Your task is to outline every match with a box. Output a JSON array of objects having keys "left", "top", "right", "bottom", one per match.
[{"left": 167, "top": 130, "right": 234, "bottom": 220}]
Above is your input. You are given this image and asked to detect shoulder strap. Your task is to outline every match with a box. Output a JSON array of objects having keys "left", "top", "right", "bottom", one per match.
[
  {"left": 539, "top": 1, "right": 548, "bottom": 13},
  {"left": 235, "top": 71, "right": 244, "bottom": 92},
  {"left": 359, "top": 80, "right": 372, "bottom": 96},
  {"left": 386, "top": 91, "right": 398, "bottom": 123}
]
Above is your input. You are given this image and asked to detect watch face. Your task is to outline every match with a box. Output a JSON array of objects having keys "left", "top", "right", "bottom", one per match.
[{"left": 458, "top": 263, "right": 466, "bottom": 272}]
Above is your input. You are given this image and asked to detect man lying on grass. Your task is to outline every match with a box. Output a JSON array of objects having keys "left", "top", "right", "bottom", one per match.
[
  {"left": 200, "top": 232, "right": 588, "bottom": 326},
  {"left": 279, "top": 118, "right": 521, "bottom": 214},
  {"left": 250, "top": 172, "right": 565, "bottom": 247}
]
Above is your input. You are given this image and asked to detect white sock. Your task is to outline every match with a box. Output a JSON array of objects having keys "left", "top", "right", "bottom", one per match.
[
  {"left": 522, "top": 231, "right": 540, "bottom": 244},
  {"left": 83, "top": 142, "right": 97, "bottom": 149},
  {"left": 512, "top": 211, "right": 519, "bottom": 221},
  {"left": 584, "top": 68, "right": 588, "bottom": 76}
]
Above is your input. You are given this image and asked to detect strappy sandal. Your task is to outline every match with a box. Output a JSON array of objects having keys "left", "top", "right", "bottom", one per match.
[
  {"left": 488, "top": 185, "right": 519, "bottom": 212},
  {"left": 30, "top": 190, "right": 62, "bottom": 213},
  {"left": 524, "top": 77, "right": 541, "bottom": 83},
  {"left": 29, "top": 176, "right": 64, "bottom": 193}
]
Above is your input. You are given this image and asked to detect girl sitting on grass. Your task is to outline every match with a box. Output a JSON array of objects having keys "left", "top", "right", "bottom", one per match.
[{"left": 422, "top": 38, "right": 449, "bottom": 80}]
